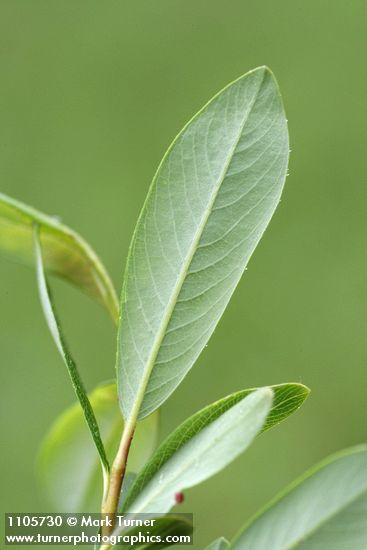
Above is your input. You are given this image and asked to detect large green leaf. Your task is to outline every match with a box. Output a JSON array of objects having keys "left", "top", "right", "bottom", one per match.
[
  {"left": 232, "top": 445, "right": 367, "bottom": 549},
  {"left": 39, "top": 383, "right": 159, "bottom": 512},
  {"left": 34, "top": 226, "right": 109, "bottom": 483},
  {"left": 205, "top": 538, "right": 230, "bottom": 550},
  {"left": 117, "top": 66, "right": 289, "bottom": 423},
  {"left": 124, "top": 383, "right": 309, "bottom": 512},
  {"left": 0, "top": 192, "right": 118, "bottom": 322}
]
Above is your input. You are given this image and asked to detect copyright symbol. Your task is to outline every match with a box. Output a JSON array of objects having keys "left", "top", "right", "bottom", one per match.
[{"left": 67, "top": 517, "right": 77, "bottom": 526}]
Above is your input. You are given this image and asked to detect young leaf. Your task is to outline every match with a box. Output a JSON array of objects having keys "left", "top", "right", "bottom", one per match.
[
  {"left": 123, "top": 383, "right": 309, "bottom": 512},
  {"left": 38, "top": 383, "right": 159, "bottom": 512},
  {"left": 34, "top": 226, "right": 109, "bottom": 484},
  {"left": 232, "top": 445, "right": 367, "bottom": 549},
  {"left": 0, "top": 192, "right": 118, "bottom": 322},
  {"left": 205, "top": 538, "right": 230, "bottom": 550},
  {"left": 124, "top": 388, "right": 273, "bottom": 513},
  {"left": 117, "top": 66, "right": 289, "bottom": 423}
]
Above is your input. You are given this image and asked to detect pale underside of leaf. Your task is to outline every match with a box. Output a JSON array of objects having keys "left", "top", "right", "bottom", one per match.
[
  {"left": 117, "top": 66, "right": 289, "bottom": 422},
  {"left": 0, "top": 192, "right": 118, "bottom": 322},
  {"left": 232, "top": 445, "right": 367, "bottom": 550},
  {"left": 125, "top": 388, "right": 273, "bottom": 514},
  {"left": 123, "top": 383, "right": 309, "bottom": 511}
]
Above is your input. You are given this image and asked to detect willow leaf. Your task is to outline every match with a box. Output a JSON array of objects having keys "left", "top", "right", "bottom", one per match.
[
  {"left": 123, "top": 383, "right": 308, "bottom": 512},
  {"left": 0, "top": 192, "right": 118, "bottom": 322},
  {"left": 117, "top": 66, "right": 289, "bottom": 423},
  {"left": 233, "top": 445, "right": 367, "bottom": 549},
  {"left": 34, "top": 226, "right": 109, "bottom": 485},
  {"left": 124, "top": 389, "right": 274, "bottom": 513}
]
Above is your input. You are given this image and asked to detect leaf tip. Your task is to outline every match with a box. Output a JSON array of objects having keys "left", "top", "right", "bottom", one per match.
[{"left": 294, "top": 382, "right": 311, "bottom": 400}]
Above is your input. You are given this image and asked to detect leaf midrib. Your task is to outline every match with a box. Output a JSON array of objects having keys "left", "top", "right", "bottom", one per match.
[{"left": 128, "top": 71, "right": 266, "bottom": 422}]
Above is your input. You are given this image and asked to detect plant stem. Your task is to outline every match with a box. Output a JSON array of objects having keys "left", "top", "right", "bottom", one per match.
[
  {"left": 101, "top": 416, "right": 136, "bottom": 527},
  {"left": 100, "top": 373, "right": 145, "bottom": 547}
]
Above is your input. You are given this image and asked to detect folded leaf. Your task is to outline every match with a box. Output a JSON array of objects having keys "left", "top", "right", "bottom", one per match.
[
  {"left": 232, "top": 445, "right": 367, "bottom": 550},
  {"left": 34, "top": 226, "right": 109, "bottom": 488},
  {"left": 38, "top": 383, "right": 159, "bottom": 512},
  {"left": 124, "top": 383, "right": 309, "bottom": 512},
  {"left": 205, "top": 537, "right": 230, "bottom": 550},
  {"left": 0, "top": 192, "right": 118, "bottom": 322},
  {"left": 124, "top": 388, "right": 273, "bottom": 513},
  {"left": 117, "top": 66, "right": 289, "bottom": 423}
]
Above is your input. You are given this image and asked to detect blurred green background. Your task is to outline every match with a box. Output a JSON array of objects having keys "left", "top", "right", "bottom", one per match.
[{"left": 1, "top": 1, "right": 367, "bottom": 548}]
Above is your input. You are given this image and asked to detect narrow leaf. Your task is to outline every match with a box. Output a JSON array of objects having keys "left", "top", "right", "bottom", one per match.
[
  {"left": 39, "top": 383, "right": 159, "bottom": 512},
  {"left": 0, "top": 192, "right": 118, "bottom": 322},
  {"left": 232, "top": 445, "right": 367, "bottom": 550},
  {"left": 117, "top": 66, "right": 289, "bottom": 422},
  {"left": 124, "top": 383, "right": 309, "bottom": 511},
  {"left": 205, "top": 538, "right": 230, "bottom": 550},
  {"left": 124, "top": 388, "right": 273, "bottom": 513},
  {"left": 34, "top": 226, "right": 109, "bottom": 482}
]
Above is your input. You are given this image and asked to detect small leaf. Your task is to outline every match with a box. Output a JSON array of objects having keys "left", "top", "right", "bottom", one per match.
[
  {"left": 124, "top": 388, "right": 273, "bottom": 513},
  {"left": 124, "top": 383, "right": 309, "bottom": 512},
  {"left": 39, "top": 383, "right": 159, "bottom": 512},
  {"left": 117, "top": 66, "right": 289, "bottom": 423},
  {"left": 34, "top": 225, "right": 109, "bottom": 484},
  {"left": 232, "top": 445, "right": 367, "bottom": 549},
  {"left": 0, "top": 192, "right": 118, "bottom": 322},
  {"left": 115, "top": 515, "right": 193, "bottom": 549},
  {"left": 205, "top": 538, "right": 230, "bottom": 550}
]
